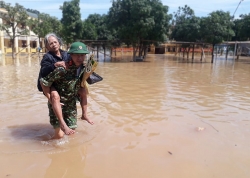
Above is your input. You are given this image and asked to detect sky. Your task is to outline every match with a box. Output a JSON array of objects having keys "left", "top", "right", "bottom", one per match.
[{"left": 4, "top": 0, "right": 250, "bottom": 20}]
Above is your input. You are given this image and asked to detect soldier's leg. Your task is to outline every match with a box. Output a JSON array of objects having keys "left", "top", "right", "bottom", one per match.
[
  {"left": 63, "top": 99, "right": 78, "bottom": 129},
  {"left": 52, "top": 128, "right": 64, "bottom": 139},
  {"left": 77, "top": 87, "right": 94, "bottom": 125},
  {"left": 48, "top": 102, "right": 75, "bottom": 139}
]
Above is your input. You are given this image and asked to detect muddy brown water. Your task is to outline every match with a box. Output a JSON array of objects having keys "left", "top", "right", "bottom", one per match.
[{"left": 0, "top": 54, "right": 250, "bottom": 178}]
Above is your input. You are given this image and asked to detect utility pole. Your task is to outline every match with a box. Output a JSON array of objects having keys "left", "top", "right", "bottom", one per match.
[
  {"left": 233, "top": 0, "right": 244, "bottom": 18},
  {"left": 233, "top": 0, "right": 244, "bottom": 60}
]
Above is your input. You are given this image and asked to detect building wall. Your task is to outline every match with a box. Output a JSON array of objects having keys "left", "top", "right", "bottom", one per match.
[{"left": 0, "top": 8, "right": 41, "bottom": 54}]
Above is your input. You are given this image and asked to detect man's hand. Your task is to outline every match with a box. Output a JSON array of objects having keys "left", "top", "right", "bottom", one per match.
[{"left": 54, "top": 61, "right": 69, "bottom": 69}]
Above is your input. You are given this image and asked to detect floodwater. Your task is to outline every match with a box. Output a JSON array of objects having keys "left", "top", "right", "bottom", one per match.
[{"left": 0, "top": 53, "right": 250, "bottom": 178}]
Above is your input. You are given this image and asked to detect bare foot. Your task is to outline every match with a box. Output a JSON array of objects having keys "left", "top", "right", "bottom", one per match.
[
  {"left": 81, "top": 115, "right": 94, "bottom": 125},
  {"left": 60, "top": 124, "right": 75, "bottom": 135}
]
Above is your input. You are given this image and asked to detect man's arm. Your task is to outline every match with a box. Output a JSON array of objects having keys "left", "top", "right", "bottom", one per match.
[{"left": 40, "top": 54, "right": 56, "bottom": 78}]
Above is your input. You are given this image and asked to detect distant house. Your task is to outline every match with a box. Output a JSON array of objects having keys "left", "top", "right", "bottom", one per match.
[{"left": 0, "top": 7, "right": 44, "bottom": 54}]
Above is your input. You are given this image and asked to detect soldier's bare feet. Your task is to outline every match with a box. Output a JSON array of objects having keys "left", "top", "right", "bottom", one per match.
[
  {"left": 60, "top": 124, "right": 75, "bottom": 135},
  {"left": 81, "top": 115, "right": 94, "bottom": 125}
]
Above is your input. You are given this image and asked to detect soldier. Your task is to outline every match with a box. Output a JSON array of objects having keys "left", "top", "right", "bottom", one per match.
[
  {"left": 37, "top": 33, "right": 93, "bottom": 128},
  {"left": 40, "top": 41, "right": 90, "bottom": 139}
]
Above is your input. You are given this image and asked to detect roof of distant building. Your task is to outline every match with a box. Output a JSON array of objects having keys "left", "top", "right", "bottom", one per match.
[{"left": 26, "top": 11, "right": 38, "bottom": 19}]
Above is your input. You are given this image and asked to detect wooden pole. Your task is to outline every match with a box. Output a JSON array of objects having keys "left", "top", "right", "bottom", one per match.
[{"left": 192, "top": 44, "right": 195, "bottom": 62}]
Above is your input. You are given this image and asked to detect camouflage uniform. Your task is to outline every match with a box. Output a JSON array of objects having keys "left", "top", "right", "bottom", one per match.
[{"left": 40, "top": 64, "right": 85, "bottom": 129}]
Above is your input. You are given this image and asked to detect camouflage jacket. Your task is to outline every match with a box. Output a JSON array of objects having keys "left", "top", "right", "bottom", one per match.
[{"left": 40, "top": 64, "right": 85, "bottom": 103}]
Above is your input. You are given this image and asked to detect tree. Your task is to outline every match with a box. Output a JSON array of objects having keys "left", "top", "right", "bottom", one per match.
[
  {"left": 82, "top": 21, "right": 97, "bottom": 40},
  {"left": 171, "top": 5, "right": 200, "bottom": 42},
  {"left": 29, "top": 13, "right": 49, "bottom": 45},
  {"left": 60, "top": 0, "right": 83, "bottom": 45},
  {"left": 84, "top": 14, "right": 116, "bottom": 55},
  {"left": 108, "top": 0, "right": 171, "bottom": 59},
  {"left": 85, "top": 14, "right": 114, "bottom": 41},
  {"left": 49, "top": 16, "right": 63, "bottom": 38},
  {"left": 233, "top": 14, "right": 250, "bottom": 41},
  {"left": 0, "top": 2, "right": 29, "bottom": 58},
  {"left": 142, "top": 1, "right": 171, "bottom": 57},
  {"left": 29, "top": 13, "right": 62, "bottom": 49},
  {"left": 170, "top": 5, "right": 201, "bottom": 59},
  {"left": 200, "top": 10, "right": 235, "bottom": 63}
]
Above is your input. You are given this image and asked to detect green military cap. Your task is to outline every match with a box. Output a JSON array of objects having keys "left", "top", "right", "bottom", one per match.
[{"left": 68, "top": 41, "right": 89, "bottom": 54}]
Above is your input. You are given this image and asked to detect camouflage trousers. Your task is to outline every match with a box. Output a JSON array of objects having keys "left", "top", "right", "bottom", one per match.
[{"left": 48, "top": 98, "right": 77, "bottom": 129}]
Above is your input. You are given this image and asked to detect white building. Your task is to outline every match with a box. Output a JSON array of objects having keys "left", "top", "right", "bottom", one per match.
[{"left": 0, "top": 7, "right": 44, "bottom": 54}]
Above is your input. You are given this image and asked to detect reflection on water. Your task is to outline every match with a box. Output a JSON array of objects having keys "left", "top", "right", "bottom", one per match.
[{"left": 0, "top": 54, "right": 250, "bottom": 178}]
